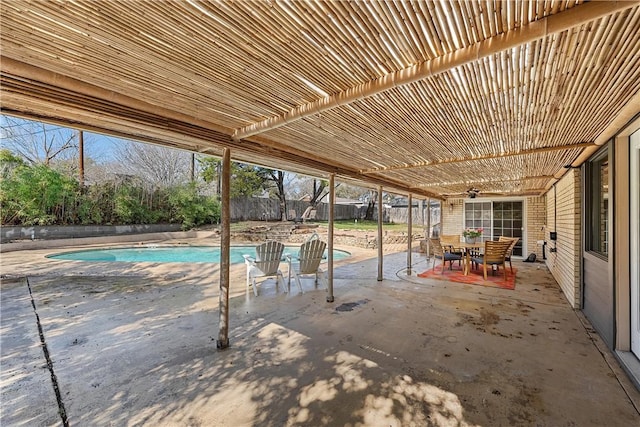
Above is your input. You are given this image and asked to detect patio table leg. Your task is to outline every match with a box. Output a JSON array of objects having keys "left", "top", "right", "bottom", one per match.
[{"left": 464, "top": 250, "right": 471, "bottom": 275}]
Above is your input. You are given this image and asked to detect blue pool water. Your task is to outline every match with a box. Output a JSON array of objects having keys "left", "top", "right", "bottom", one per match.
[{"left": 46, "top": 245, "right": 350, "bottom": 264}]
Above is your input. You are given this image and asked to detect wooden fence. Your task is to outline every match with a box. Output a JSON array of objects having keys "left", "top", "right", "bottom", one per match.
[{"left": 229, "top": 198, "right": 441, "bottom": 226}]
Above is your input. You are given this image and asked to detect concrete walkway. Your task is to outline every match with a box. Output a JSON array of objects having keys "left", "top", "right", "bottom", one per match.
[{"left": 1, "top": 240, "right": 639, "bottom": 426}]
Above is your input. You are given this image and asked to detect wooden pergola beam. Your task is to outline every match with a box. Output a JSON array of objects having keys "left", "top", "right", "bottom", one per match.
[
  {"left": 443, "top": 188, "right": 548, "bottom": 197},
  {"left": 0, "top": 65, "right": 444, "bottom": 199},
  {"left": 411, "top": 175, "right": 555, "bottom": 189},
  {"left": 362, "top": 142, "right": 594, "bottom": 174},
  {"left": 233, "top": 1, "right": 635, "bottom": 140},
  {"left": 545, "top": 90, "right": 640, "bottom": 191}
]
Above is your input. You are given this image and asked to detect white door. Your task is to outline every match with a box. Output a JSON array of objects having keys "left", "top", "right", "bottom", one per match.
[{"left": 631, "top": 130, "right": 640, "bottom": 356}]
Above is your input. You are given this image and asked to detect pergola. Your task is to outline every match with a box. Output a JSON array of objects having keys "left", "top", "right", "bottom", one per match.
[{"left": 1, "top": 1, "right": 639, "bottom": 346}]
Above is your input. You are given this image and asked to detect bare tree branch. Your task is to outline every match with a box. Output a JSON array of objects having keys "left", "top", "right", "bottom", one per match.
[
  {"left": 113, "top": 140, "right": 192, "bottom": 189},
  {"left": 0, "top": 115, "right": 77, "bottom": 165}
]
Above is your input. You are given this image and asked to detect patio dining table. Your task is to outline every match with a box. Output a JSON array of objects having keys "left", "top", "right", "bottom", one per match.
[{"left": 450, "top": 242, "right": 484, "bottom": 276}]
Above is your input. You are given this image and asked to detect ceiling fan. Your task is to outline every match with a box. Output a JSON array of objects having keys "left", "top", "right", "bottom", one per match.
[{"left": 466, "top": 188, "right": 480, "bottom": 198}]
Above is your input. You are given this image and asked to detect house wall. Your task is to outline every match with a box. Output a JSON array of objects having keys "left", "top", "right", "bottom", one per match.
[
  {"left": 526, "top": 196, "right": 547, "bottom": 259},
  {"left": 441, "top": 196, "right": 547, "bottom": 259},
  {"left": 545, "top": 169, "right": 581, "bottom": 308},
  {"left": 441, "top": 199, "right": 465, "bottom": 236}
]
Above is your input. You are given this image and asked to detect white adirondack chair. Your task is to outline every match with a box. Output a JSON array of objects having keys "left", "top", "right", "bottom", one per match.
[
  {"left": 286, "top": 237, "right": 327, "bottom": 294},
  {"left": 243, "top": 240, "right": 285, "bottom": 296}
]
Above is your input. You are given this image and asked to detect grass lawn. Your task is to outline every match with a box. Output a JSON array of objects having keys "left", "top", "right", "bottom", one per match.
[{"left": 313, "top": 219, "right": 416, "bottom": 232}]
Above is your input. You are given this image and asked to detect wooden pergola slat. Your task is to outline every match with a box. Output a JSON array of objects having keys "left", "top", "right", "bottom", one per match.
[
  {"left": 233, "top": 1, "right": 634, "bottom": 140},
  {"left": 1, "top": 1, "right": 639, "bottom": 200}
]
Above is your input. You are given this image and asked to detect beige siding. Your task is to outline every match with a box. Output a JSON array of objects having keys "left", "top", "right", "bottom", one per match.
[{"left": 545, "top": 170, "right": 581, "bottom": 308}]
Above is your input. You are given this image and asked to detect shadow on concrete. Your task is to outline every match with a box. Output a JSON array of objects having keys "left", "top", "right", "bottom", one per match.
[{"left": 2, "top": 249, "right": 639, "bottom": 426}]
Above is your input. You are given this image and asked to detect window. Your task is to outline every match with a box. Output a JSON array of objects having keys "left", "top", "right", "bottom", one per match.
[
  {"left": 586, "top": 149, "right": 609, "bottom": 257},
  {"left": 464, "top": 201, "right": 491, "bottom": 239},
  {"left": 464, "top": 200, "right": 524, "bottom": 256},
  {"left": 493, "top": 201, "right": 523, "bottom": 242}
]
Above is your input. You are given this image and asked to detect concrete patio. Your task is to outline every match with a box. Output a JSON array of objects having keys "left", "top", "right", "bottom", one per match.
[{"left": 1, "top": 238, "right": 639, "bottom": 426}]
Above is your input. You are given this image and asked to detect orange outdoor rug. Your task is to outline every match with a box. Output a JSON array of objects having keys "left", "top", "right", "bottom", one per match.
[{"left": 417, "top": 264, "right": 516, "bottom": 290}]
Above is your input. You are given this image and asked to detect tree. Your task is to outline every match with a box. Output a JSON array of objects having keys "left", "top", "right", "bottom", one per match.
[
  {"left": 309, "top": 179, "right": 329, "bottom": 207},
  {"left": 0, "top": 148, "right": 24, "bottom": 178},
  {"left": 335, "top": 182, "right": 368, "bottom": 200},
  {"left": 1, "top": 115, "right": 78, "bottom": 166},
  {"left": 363, "top": 189, "right": 379, "bottom": 221},
  {"left": 285, "top": 176, "right": 328, "bottom": 206},
  {"left": 113, "top": 140, "right": 192, "bottom": 189},
  {"left": 199, "top": 157, "right": 267, "bottom": 198},
  {"left": 200, "top": 158, "right": 291, "bottom": 221},
  {"left": 260, "top": 168, "right": 288, "bottom": 221}
]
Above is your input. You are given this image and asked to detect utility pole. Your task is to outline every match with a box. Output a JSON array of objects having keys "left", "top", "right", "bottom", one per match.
[
  {"left": 190, "top": 153, "right": 195, "bottom": 182},
  {"left": 78, "top": 130, "right": 84, "bottom": 186},
  {"left": 216, "top": 161, "right": 222, "bottom": 197}
]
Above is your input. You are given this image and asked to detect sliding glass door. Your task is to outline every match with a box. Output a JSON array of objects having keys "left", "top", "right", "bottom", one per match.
[
  {"left": 631, "top": 130, "right": 640, "bottom": 356},
  {"left": 464, "top": 200, "right": 524, "bottom": 256},
  {"left": 464, "top": 201, "right": 492, "bottom": 241}
]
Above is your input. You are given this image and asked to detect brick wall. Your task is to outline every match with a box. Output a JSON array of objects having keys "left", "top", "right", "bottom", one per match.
[
  {"left": 545, "top": 170, "right": 581, "bottom": 308},
  {"left": 441, "top": 196, "right": 547, "bottom": 259},
  {"left": 526, "top": 196, "right": 546, "bottom": 259},
  {"left": 441, "top": 199, "right": 465, "bottom": 236}
]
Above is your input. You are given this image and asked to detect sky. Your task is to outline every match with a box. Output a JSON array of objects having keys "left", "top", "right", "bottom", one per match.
[
  {"left": 1, "top": 114, "right": 146, "bottom": 163},
  {"left": 0, "top": 114, "right": 373, "bottom": 200}
]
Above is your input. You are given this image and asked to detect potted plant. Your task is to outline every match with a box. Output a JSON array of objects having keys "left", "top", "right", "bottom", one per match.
[{"left": 462, "top": 227, "right": 483, "bottom": 243}]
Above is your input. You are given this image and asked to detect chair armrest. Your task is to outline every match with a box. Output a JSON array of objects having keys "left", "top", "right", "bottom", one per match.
[
  {"left": 243, "top": 254, "right": 255, "bottom": 265},
  {"left": 285, "top": 253, "right": 300, "bottom": 265}
]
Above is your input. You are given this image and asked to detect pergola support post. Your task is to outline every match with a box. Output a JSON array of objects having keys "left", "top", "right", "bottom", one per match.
[
  {"left": 426, "top": 198, "right": 431, "bottom": 258},
  {"left": 217, "top": 148, "right": 231, "bottom": 350},
  {"left": 407, "top": 194, "right": 412, "bottom": 276},
  {"left": 327, "top": 174, "right": 335, "bottom": 303},
  {"left": 377, "top": 186, "right": 383, "bottom": 282}
]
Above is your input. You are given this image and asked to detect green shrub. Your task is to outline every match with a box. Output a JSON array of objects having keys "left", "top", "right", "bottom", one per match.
[
  {"left": 0, "top": 161, "right": 220, "bottom": 229},
  {"left": 0, "top": 163, "right": 80, "bottom": 225},
  {"left": 113, "top": 184, "right": 160, "bottom": 224},
  {"left": 168, "top": 183, "right": 220, "bottom": 229}
]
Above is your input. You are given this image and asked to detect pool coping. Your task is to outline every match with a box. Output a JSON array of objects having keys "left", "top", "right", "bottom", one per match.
[{"left": 0, "top": 230, "right": 220, "bottom": 253}]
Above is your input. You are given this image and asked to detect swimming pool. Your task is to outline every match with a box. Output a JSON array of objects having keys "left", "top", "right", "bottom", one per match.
[{"left": 46, "top": 245, "right": 350, "bottom": 264}]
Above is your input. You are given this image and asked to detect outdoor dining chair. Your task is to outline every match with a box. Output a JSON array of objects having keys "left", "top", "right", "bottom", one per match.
[
  {"left": 440, "top": 234, "right": 464, "bottom": 266},
  {"left": 498, "top": 236, "right": 520, "bottom": 273},
  {"left": 243, "top": 240, "right": 286, "bottom": 296},
  {"left": 428, "top": 238, "right": 463, "bottom": 274},
  {"left": 470, "top": 240, "right": 512, "bottom": 280}
]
